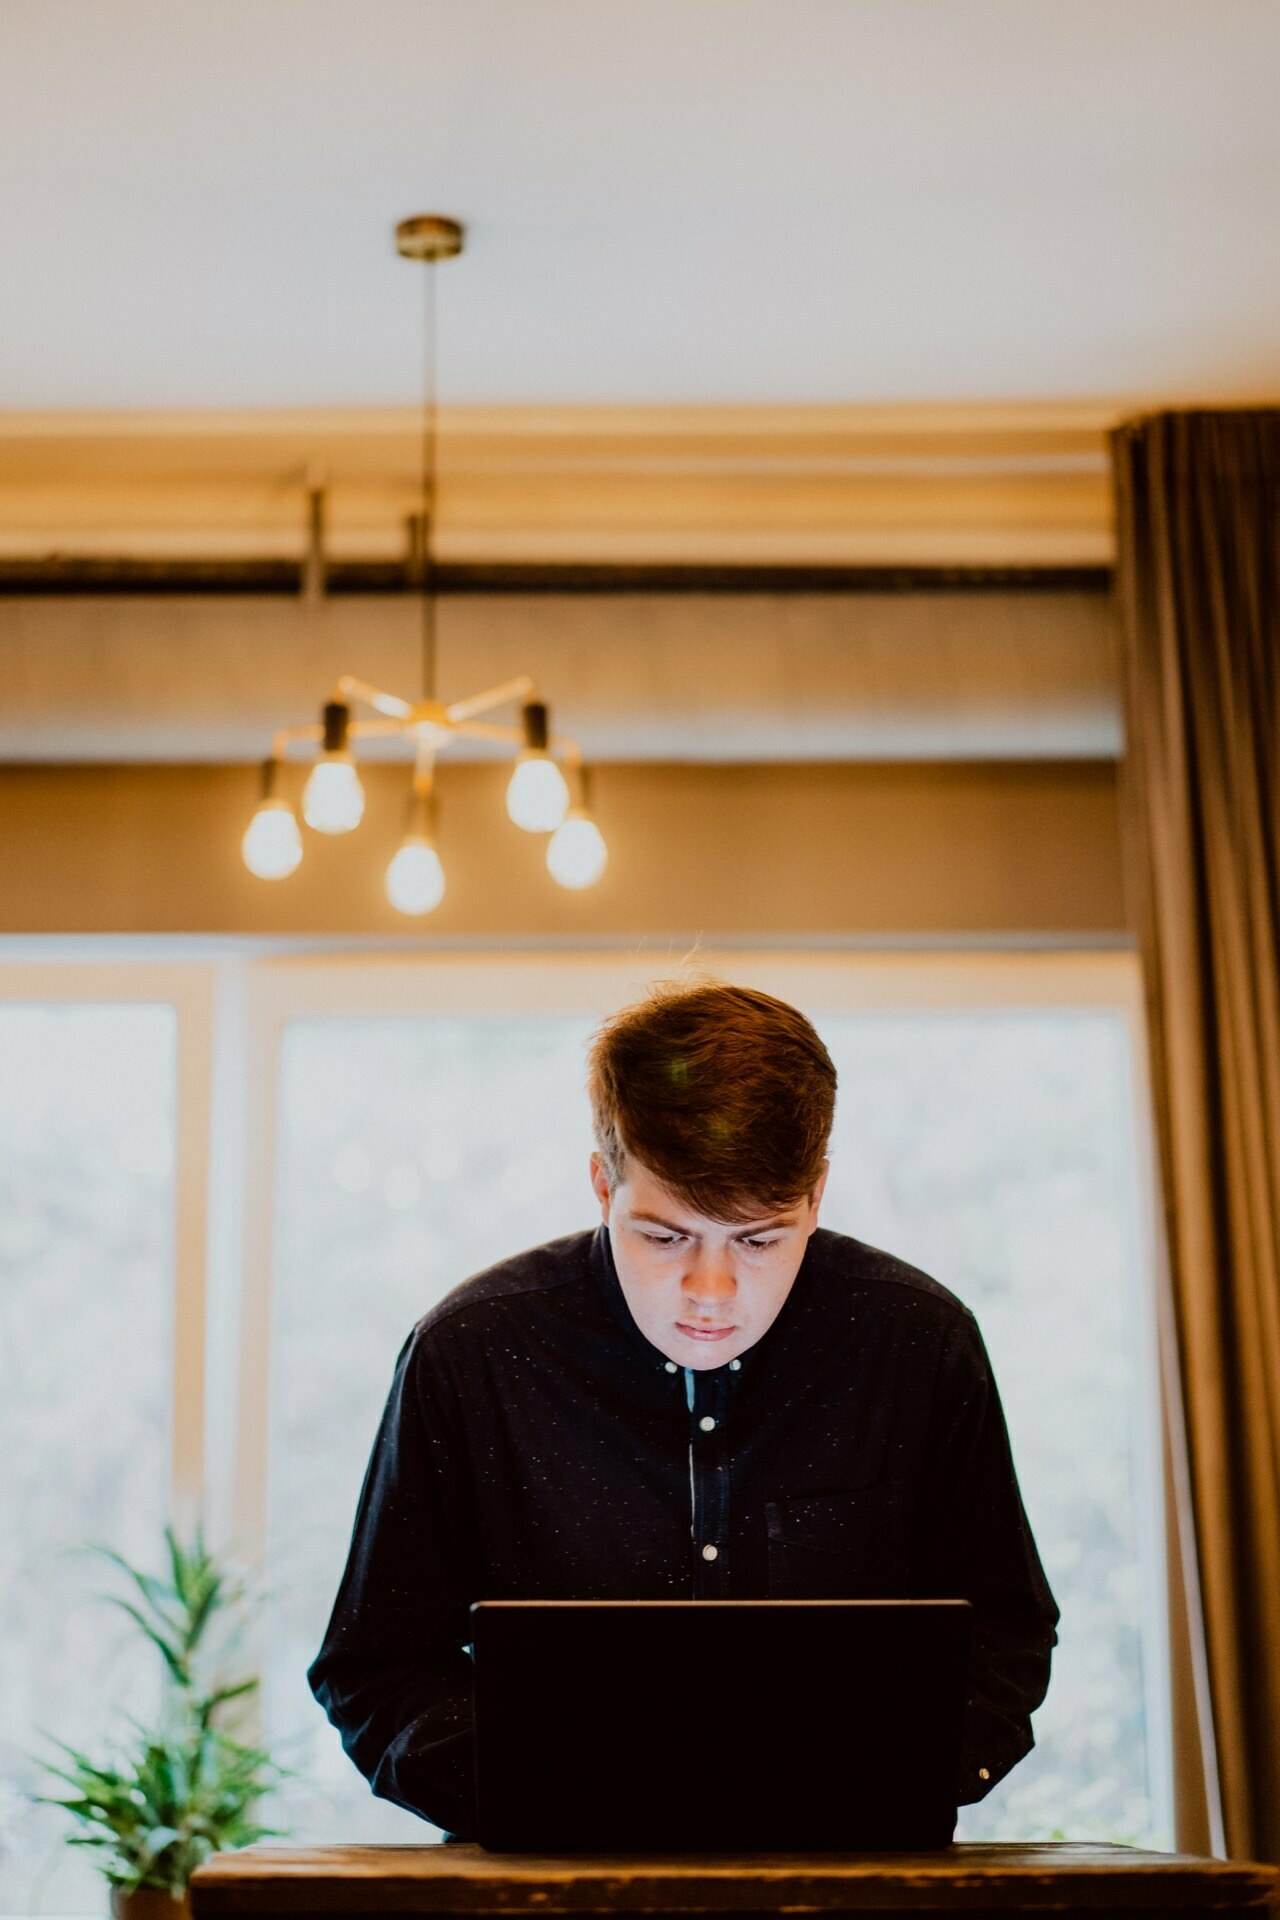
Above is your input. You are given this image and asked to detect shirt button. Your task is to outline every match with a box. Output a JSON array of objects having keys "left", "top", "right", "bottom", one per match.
[
  {"left": 702, "top": 1544, "right": 719, "bottom": 1561},
  {"left": 978, "top": 1768, "right": 990, "bottom": 1782},
  {"left": 699, "top": 1415, "right": 716, "bottom": 1431},
  {"left": 663, "top": 1361, "right": 678, "bottom": 1373},
  {"left": 728, "top": 1358, "right": 741, "bottom": 1371}
]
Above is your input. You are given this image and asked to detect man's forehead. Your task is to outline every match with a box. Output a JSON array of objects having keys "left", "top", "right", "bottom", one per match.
[{"left": 619, "top": 1163, "right": 804, "bottom": 1230}]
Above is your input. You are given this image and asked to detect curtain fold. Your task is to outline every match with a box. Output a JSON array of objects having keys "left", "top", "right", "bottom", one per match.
[{"left": 1111, "top": 411, "right": 1280, "bottom": 1864}]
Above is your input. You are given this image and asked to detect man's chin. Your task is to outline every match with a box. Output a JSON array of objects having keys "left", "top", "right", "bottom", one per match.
[{"left": 670, "top": 1323, "right": 745, "bottom": 1366}]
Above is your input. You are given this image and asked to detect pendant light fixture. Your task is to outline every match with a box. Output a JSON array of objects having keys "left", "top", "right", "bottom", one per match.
[{"left": 240, "top": 214, "right": 607, "bottom": 910}]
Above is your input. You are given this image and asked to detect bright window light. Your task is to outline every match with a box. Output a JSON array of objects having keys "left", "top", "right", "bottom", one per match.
[
  {"left": 261, "top": 997, "right": 1168, "bottom": 1851},
  {"left": 0, "top": 1004, "right": 175, "bottom": 1914}
]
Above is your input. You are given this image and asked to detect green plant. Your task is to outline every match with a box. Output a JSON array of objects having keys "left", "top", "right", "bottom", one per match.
[{"left": 36, "top": 1524, "right": 289, "bottom": 1898}]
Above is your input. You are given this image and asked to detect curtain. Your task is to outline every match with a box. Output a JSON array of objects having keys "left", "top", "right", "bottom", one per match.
[{"left": 1111, "top": 411, "right": 1280, "bottom": 1863}]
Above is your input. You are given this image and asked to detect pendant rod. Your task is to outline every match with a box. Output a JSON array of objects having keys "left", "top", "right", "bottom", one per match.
[{"left": 420, "top": 256, "right": 438, "bottom": 705}]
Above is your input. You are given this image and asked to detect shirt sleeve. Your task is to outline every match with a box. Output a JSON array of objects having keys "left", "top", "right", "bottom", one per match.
[
  {"left": 307, "top": 1325, "right": 478, "bottom": 1838},
  {"left": 912, "top": 1309, "right": 1060, "bottom": 1806}
]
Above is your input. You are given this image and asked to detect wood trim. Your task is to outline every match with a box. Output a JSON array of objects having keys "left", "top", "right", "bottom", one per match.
[{"left": 0, "top": 402, "right": 1117, "bottom": 566}]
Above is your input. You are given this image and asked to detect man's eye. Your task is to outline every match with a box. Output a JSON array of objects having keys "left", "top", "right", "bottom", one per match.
[
  {"left": 640, "top": 1231, "right": 683, "bottom": 1246},
  {"left": 741, "top": 1236, "right": 780, "bottom": 1250}
]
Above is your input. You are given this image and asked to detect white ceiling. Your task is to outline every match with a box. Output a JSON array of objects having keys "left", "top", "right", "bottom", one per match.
[{"left": 2, "top": 0, "right": 1278, "bottom": 413}]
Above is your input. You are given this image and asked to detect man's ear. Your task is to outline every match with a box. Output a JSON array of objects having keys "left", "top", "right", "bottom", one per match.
[{"left": 589, "top": 1151, "right": 613, "bottom": 1222}]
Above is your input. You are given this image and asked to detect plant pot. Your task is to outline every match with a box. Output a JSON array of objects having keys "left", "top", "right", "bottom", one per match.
[{"left": 109, "top": 1886, "right": 190, "bottom": 1920}]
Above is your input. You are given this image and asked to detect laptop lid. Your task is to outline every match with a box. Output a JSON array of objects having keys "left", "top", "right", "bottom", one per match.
[{"left": 471, "top": 1598, "right": 972, "bottom": 1853}]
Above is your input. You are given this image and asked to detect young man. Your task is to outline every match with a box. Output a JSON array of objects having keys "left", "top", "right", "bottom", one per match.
[{"left": 308, "top": 980, "right": 1059, "bottom": 1841}]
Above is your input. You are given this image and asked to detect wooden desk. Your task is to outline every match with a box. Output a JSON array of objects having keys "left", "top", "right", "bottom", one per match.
[{"left": 190, "top": 1843, "right": 1280, "bottom": 1920}]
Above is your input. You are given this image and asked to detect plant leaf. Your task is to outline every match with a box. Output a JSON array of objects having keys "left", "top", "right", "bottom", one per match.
[
  {"left": 91, "top": 1546, "right": 181, "bottom": 1625},
  {"left": 164, "top": 1523, "right": 202, "bottom": 1611},
  {"left": 106, "top": 1599, "right": 188, "bottom": 1685},
  {"left": 31, "top": 1518, "right": 290, "bottom": 1880}
]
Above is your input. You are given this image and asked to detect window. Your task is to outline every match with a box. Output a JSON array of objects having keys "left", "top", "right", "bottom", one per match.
[
  {"left": 817, "top": 1004, "right": 1165, "bottom": 1843},
  {"left": 0, "top": 1000, "right": 179, "bottom": 1914},
  {"left": 0, "top": 947, "right": 1175, "bottom": 1909},
  {"left": 266, "top": 1012, "right": 596, "bottom": 1839},
  {"left": 249, "top": 954, "right": 1171, "bottom": 1850}
]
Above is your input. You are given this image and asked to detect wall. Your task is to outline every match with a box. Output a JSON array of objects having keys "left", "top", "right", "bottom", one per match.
[
  {"left": 0, "top": 759, "right": 1124, "bottom": 938},
  {"left": 0, "top": 587, "right": 1117, "bottom": 761}
]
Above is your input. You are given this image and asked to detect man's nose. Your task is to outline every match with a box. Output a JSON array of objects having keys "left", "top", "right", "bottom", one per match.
[{"left": 683, "top": 1249, "right": 736, "bottom": 1306}]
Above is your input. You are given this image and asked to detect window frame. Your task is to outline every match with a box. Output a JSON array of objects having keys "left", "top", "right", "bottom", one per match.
[{"left": 0, "top": 941, "right": 1199, "bottom": 1860}]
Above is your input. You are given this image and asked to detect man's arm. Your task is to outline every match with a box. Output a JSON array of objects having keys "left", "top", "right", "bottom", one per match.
[
  {"left": 307, "top": 1326, "right": 478, "bottom": 1837},
  {"left": 912, "top": 1309, "right": 1060, "bottom": 1805}
]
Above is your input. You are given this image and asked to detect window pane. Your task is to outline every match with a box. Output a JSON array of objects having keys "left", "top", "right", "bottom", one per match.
[
  {"left": 265, "top": 1000, "right": 1167, "bottom": 1849},
  {"left": 266, "top": 1016, "right": 595, "bottom": 1841},
  {"left": 0, "top": 1005, "right": 175, "bottom": 1914},
  {"left": 818, "top": 1009, "right": 1167, "bottom": 1847}
]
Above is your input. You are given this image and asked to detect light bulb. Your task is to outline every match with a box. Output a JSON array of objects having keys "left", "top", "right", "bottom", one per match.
[
  {"left": 303, "top": 754, "right": 365, "bottom": 834},
  {"left": 385, "top": 836, "right": 446, "bottom": 915},
  {"left": 241, "top": 798, "right": 304, "bottom": 880},
  {"left": 506, "top": 752, "right": 570, "bottom": 832},
  {"left": 547, "top": 810, "right": 607, "bottom": 889}
]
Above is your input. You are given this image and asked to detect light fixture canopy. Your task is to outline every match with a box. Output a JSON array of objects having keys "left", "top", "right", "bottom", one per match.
[
  {"left": 241, "top": 213, "right": 608, "bottom": 901},
  {"left": 394, "top": 215, "right": 465, "bottom": 262}
]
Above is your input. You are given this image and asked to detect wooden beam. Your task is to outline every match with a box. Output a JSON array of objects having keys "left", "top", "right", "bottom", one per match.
[{"left": 0, "top": 558, "right": 1113, "bottom": 597}]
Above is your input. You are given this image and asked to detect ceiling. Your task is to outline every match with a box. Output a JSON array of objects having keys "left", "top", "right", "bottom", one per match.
[{"left": 2, "top": 0, "right": 1278, "bottom": 414}]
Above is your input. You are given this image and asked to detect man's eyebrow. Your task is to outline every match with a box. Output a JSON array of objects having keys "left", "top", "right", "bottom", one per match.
[{"left": 629, "top": 1209, "right": 798, "bottom": 1233}]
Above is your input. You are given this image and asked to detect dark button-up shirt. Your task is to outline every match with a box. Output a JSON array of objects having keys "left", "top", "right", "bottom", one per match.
[{"left": 308, "top": 1224, "right": 1060, "bottom": 1838}]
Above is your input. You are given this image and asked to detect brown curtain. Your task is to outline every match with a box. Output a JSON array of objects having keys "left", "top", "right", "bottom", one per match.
[{"left": 1112, "top": 411, "right": 1280, "bottom": 1864}]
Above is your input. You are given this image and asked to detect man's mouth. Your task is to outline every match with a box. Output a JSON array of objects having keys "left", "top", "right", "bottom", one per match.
[{"left": 676, "top": 1322, "right": 736, "bottom": 1341}]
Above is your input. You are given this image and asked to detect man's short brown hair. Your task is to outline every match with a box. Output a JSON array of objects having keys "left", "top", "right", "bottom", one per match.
[{"left": 587, "top": 978, "right": 837, "bottom": 1222}]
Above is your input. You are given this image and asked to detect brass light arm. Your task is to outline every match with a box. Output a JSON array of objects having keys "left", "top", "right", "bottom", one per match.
[
  {"left": 452, "top": 721, "right": 584, "bottom": 767},
  {"left": 412, "top": 743, "right": 436, "bottom": 797},
  {"left": 446, "top": 675, "right": 537, "bottom": 725},
  {"left": 271, "top": 724, "right": 323, "bottom": 759},
  {"left": 551, "top": 736, "right": 590, "bottom": 809},
  {"left": 334, "top": 675, "right": 415, "bottom": 720}
]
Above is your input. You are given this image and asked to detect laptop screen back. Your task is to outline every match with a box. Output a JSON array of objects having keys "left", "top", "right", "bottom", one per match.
[{"left": 472, "top": 1598, "right": 972, "bottom": 1852}]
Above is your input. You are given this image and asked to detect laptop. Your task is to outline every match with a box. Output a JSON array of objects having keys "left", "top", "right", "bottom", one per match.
[{"left": 470, "top": 1598, "right": 972, "bottom": 1852}]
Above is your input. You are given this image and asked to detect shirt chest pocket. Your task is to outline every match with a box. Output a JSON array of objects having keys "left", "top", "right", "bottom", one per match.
[{"left": 765, "top": 1484, "right": 908, "bottom": 1598}]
